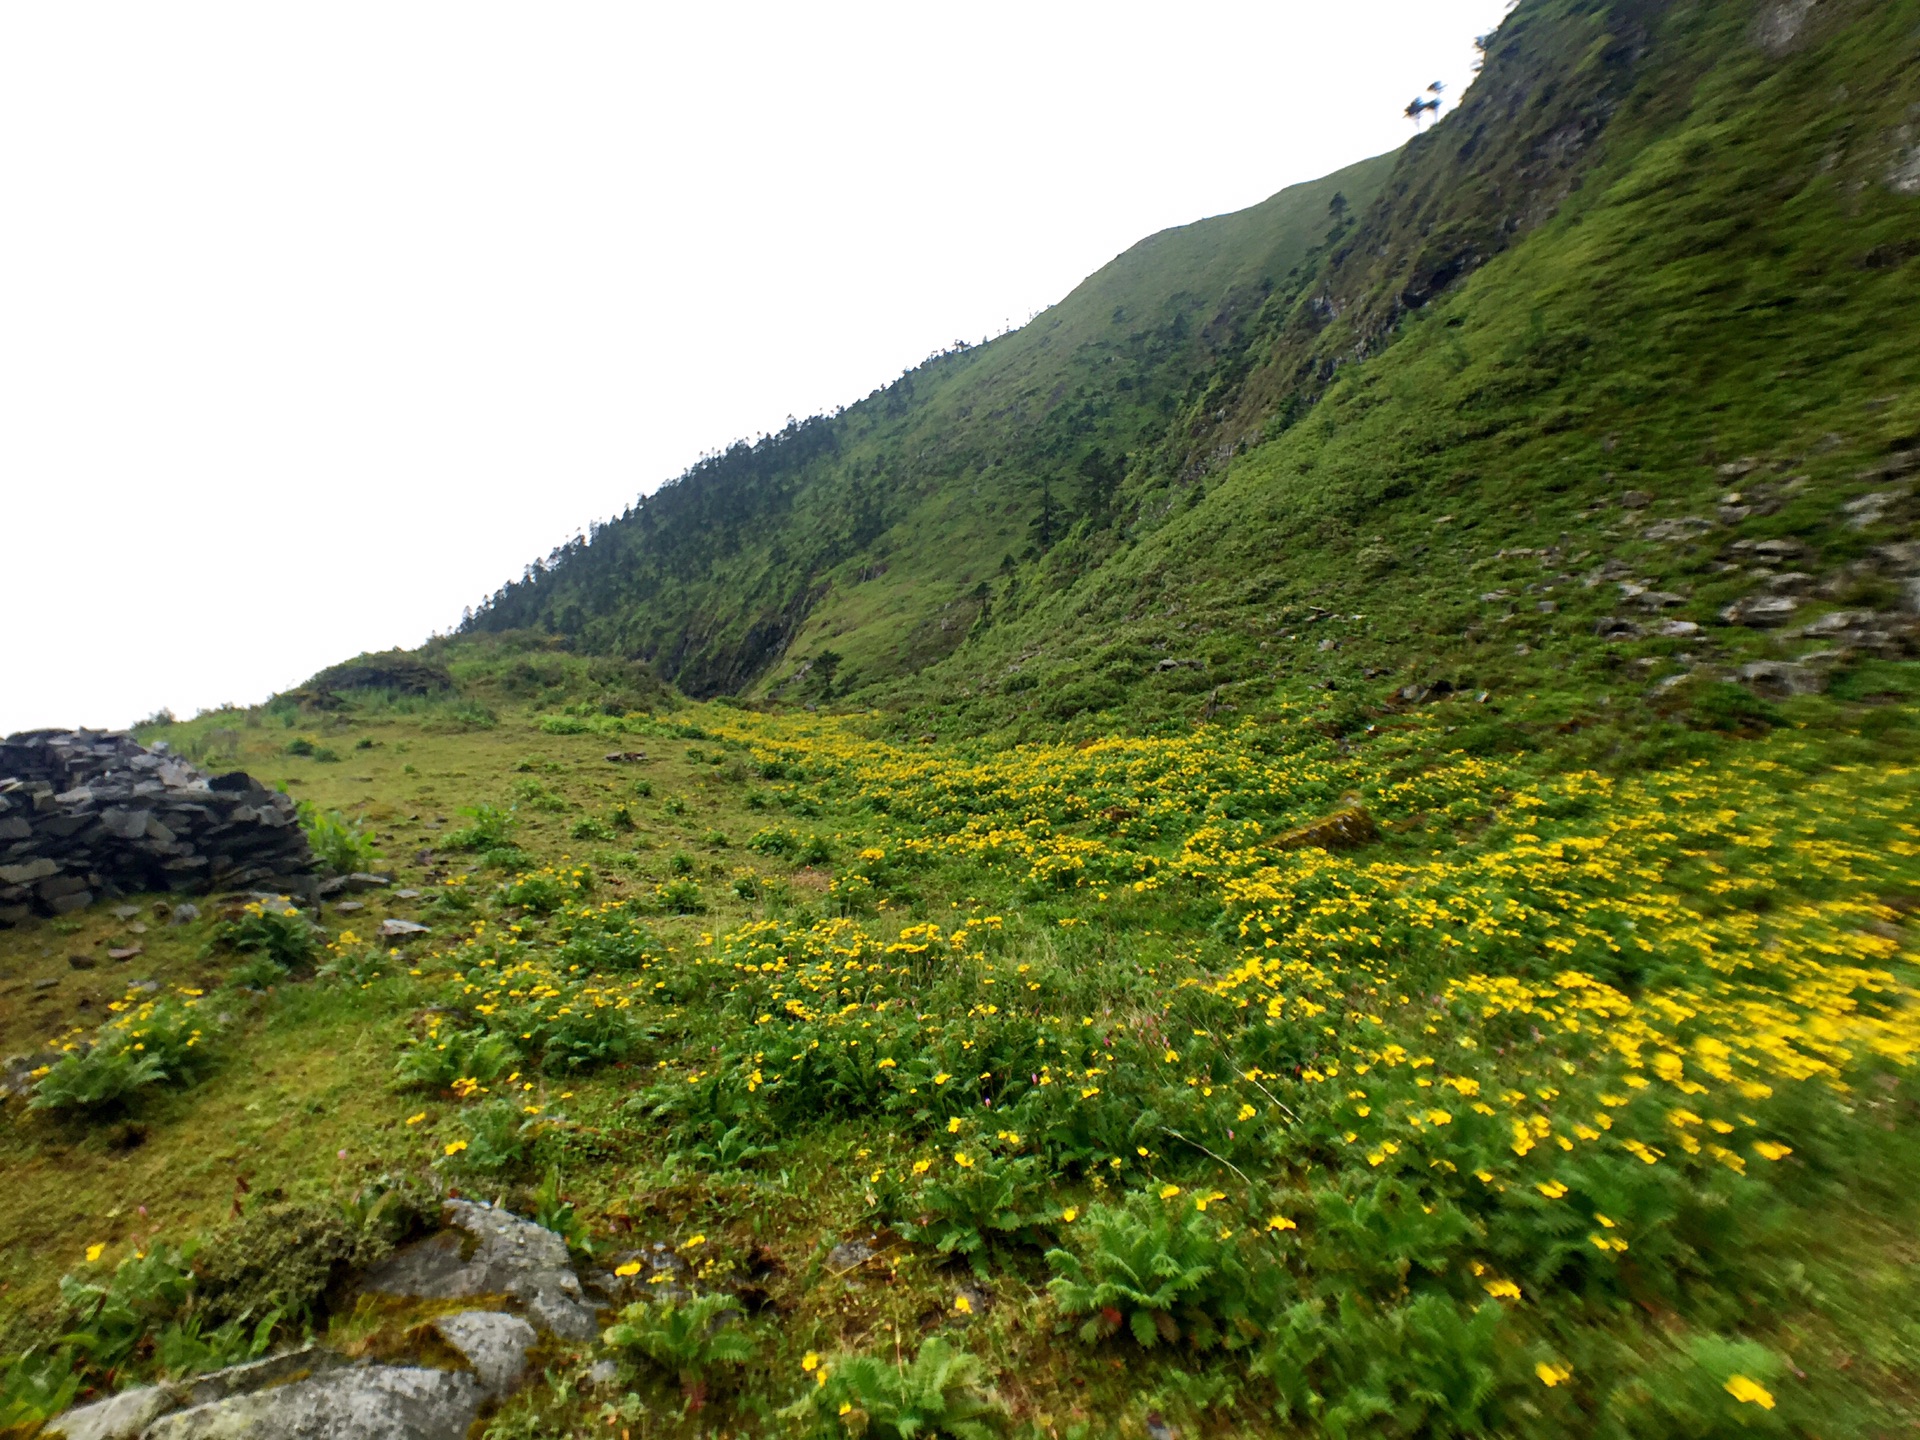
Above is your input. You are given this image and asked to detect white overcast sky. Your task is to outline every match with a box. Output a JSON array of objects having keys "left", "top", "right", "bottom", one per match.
[{"left": 1, "top": 1, "right": 1512, "bottom": 735}]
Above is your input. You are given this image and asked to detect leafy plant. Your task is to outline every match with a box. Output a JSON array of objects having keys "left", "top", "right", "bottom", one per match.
[
  {"left": 1253, "top": 1293, "right": 1506, "bottom": 1440},
  {"left": 31, "top": 993, "right": 215, "bottom": 1114},
  {"left": 494, "top": 865, "right": 593, "bottom": 914},
  {"left": 0, "top": 1348, "right": 79, "bottom": 1434},
  {"left": 748, "top": 827, "right": 831, "bottom": 865},
  {"left": 896, "top": 1151, "right": 1055, "bottom": 1280},
  {"left": 206, "top": 899, "right": 319, "bottom": 973},
  {"left": 297, "top": 802, "right": 383, "bottom": 874},
  {"left": 555, "top": 905, "right": 662, "bottom": 972},
  {"left": 790, "top": 1336, "right": 1006, "bottom": 1440},
  {"left": 652, "top": 877, "right": 705, "bottom": 914},
  {"left": 442, "top": 1098, "right": 541, "bottom": 1176},
  {"left": 394, "top": 1027, "right": 522, "bottom": 1092},
  {"left": 600, "top": 1294, "right": 755, "bottom": 1409},
  {"left": 55, "top": 1244, "right": 270, "bottom": 1381},
  {"left": 1047, "top": 1191, "right": 1258, "bottom": 1351},
  {"left": 530, "top": 1167, "right": 594, "bottom": 1258},
  {"left": 446, "top": 803, "right": 520, "bottom": 852}
]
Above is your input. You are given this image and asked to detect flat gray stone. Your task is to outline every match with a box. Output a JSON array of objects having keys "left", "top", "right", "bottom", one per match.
[
  {"left": 360, "top": 1200, "right": 596, "bottom": 1340},
  {"left": 184, "top": 1348, "right": 347, "bottom": 1408},
  {"left": 45, "top": 1384, "right": 179, "bottom": 1440},
  {"left": 145, "top": 1365, "right": 483, "bottom": 1440},
  {"left": 432, "top": 1311, "right": 536, "bottom": 1395},
  {"left": 378, "top": 919, "right": 429, "bottom": 940},
  {"left": 1738, "top": 661, "right": 1824, "bottom": 699}
]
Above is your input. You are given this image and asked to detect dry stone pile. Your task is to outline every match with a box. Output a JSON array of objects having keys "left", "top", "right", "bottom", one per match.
[{"left": 0, "top": 730, "right": 318, "bottom": 926}]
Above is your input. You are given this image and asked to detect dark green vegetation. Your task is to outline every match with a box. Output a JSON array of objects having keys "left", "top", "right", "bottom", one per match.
[
  {"left": 462, "top": 0, "right": 1920, "bottom": 763},
  {"left": 6, "top": 0, "right": 1920, "bottom": 1436}
]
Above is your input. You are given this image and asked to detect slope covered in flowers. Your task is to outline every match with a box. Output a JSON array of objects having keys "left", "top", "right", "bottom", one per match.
[{"left": 5, "top": 701, "right": 1918, "bottom": 1438}]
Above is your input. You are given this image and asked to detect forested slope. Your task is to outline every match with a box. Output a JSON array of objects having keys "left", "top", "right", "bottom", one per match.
[
  {"left": 461, "top": 154, "right": 1392, "bottom": 696},
  {"left": 454, "top": 0, "right": 1920, "bottom": 736}
]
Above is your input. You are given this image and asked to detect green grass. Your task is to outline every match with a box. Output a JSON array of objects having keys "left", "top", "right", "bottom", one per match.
[{"left": 7, "top": 1, "right": 1920, "bottom": 1434}]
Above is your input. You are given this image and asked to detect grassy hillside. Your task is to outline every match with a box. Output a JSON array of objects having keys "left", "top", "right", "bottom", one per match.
[
  {"left": 461, "top": 151, "right": 1393, "bottom": 697},
  {"left": 894, "top": 0, "right": 1920, "bottom": 756},
  {"left": 3, "top": 688, "right": 1916, "bottom": 1437},
  {"left": 5, "top": 0, "right": 1920, "bottom": 1436}
]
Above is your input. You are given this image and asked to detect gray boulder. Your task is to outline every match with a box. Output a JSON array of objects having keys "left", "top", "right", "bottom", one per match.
[
  {"left": 432, "top": 1311, "right": 536, "bottom": 1396},
  {"left": 1643, "top": 517, "right": 1716, "bottom": 543},
  {"left": 44, "top": 1385, "right": 179, "bottom": 1440},
  {"left": 360, "top": 1200, "right": 596, "bottom": 1340},
  {"left": 1720, "top": 594, "right": 1800, "bottom": 627},
  {"left": 144, "top": 1366, "right": 484, "bottom": 1440},
  {"left": 1738, "top": 661, "right": 1824, "bottom": 699}
]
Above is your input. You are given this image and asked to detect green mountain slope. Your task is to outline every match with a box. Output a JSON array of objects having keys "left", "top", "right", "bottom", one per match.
[
  {"left": 894, "top": 0, "right": 1920, "bottom": 754},
  {"left": 13, "top": 2, "right": 1920, "bottom": 1429},
  {"left": 459, "top": 0, "right": 1920, "bottom": 730},
  {"left": 463, "top": 153, "right": 1395, "bottom": 695}
]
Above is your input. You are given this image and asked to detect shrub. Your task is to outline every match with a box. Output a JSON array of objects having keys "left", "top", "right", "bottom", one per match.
[
  {"left": 1684, "top": 681, "right": 1783, "bottom": 734},
  {"left": 601, "top": 1294, "right": 755, "bottom": 1409},
  {"left": 446, "top": 803, "right": 519, "bottom": 852},
  {"left": 894, "top": 1151, "right": 1055, "bottom": 1280},
  {"left": 31, "top": 992, "right": 215, "bottom": 1113},
  {"left": 652, "top": 877, "right": 706, "bottom": 915},
  {"left": 1046, "top": 1190, "right": 1259, "bottom": 1351},
  {"left": 394, "top": 1027, "right": 521, "bottom": 1092},
  {"left": 790, "top": 1337, "right": 1006, "bottom": 1440},
  {"left": 494, "top": 865, "right": 593, "bottom": 914},
  {"left": 570, "top": 817, "right": 615, "bottom": 841},
  {"left": 194, "top": 1201, "right": 397, "bottom": 1328},
  {"left": 206, "top": 899, "right": 319, "bottom": 973},
  {"left": 1254, "top": 1293, "right": 1507, "bottom": 1439}
]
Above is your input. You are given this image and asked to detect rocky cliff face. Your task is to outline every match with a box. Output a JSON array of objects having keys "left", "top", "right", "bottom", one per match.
[{"left": 0, "top": 731, "right": 317, "bottom": 925}]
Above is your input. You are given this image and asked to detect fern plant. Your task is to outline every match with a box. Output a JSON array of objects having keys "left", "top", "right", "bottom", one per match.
[
  {"left": 601, "top": 1294, "right": 755, "bottom": 1410},
  {"left": 445, "top": 802, "right": 519, "bottom": 852},
  {"left": 393, "top": 1028, "right": 520, "bottom": 1092},
  {"left": 1046, "top": 1190, "right": 1257, "bottom": 1351},
  {"left": 790, "top": 1337, "right": 1006, "bottom": 1440},
  {"left": 297, "top": 802, "right": 382, "bottom": 874},
  {"left": 895, "top": 1151, "right": 1054, "bottom": 1279},
  {"left": 1254, "top": 1292, "right": 1505, "bottom": 1440}
]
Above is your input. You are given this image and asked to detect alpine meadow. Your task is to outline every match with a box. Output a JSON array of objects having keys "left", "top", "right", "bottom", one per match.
[{"left": 6, "top": 1, "right": 1920, "bottom": 1438}]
